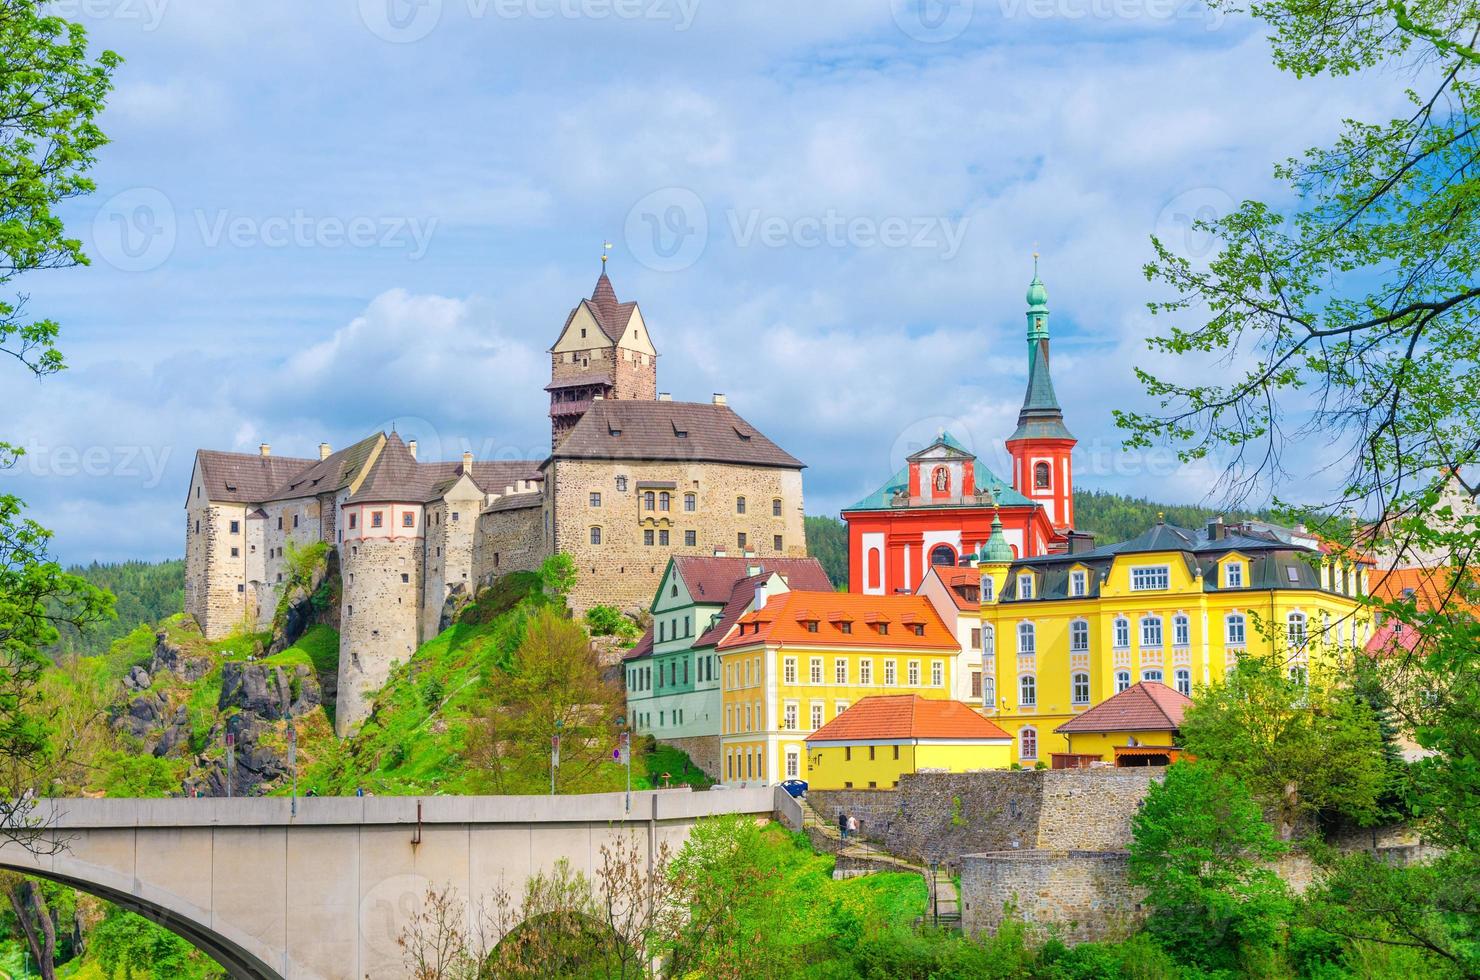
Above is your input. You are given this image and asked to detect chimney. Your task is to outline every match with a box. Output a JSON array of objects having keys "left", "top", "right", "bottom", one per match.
[
  {"left": 754, "top": 582, "right": 768, "bottom": 611},
  {"left": 712, "top": 393, "right": 727, "bottom": 406},
  {"left": 462, "top": 450, "right": 474, "bottom": 470},
  {"left": 658, "top": 392, "right": 672, "bottom": 401},
  {"left": 407, "top": 439, "right": 418, "bottom": 459},
  {"left": 1207, "top": 516, "right": 1225, "bottom": 541},
  {"left": 258, "top": 443, "right": 271, "bottom": 457},
  {"left": 318, "top": 442, "right": 332, "bottom": 461},
  {"left": 713, "top": 547, "right": 727, "bottom": 558}
]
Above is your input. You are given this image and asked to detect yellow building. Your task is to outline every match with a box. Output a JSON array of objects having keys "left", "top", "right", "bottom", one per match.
[
  {"left": 717, "top": 590, "right": 960, "bottom": 785},
  {"left": 973, "top": 514, "right": 1371, "bottom": 766},
  {"left": 805, "top": 694, "right": 1013, "bottom": 789},
  {"left": 1053, "top": 681, "right": 1191, "bottom": 767}
]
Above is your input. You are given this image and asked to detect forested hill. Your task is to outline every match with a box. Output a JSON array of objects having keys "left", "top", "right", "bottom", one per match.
[
  {"left": 805, "top": 490, "right": 1276, "bottom": 588},
  {"left": 53, "top": 559, "right": 184, "bottom": 656}
]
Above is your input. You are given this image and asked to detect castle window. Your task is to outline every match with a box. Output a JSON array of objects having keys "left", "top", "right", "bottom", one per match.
[
  {"left": 659, "top": 492, "right": 670, "bottom": 511},
  {"left": 1034, "top": 461, "right": 1051, "bottom": 489},
  {"left": 736, "top": 496, "right": 746, "bottom": 515},
  {"left": 237, "top": 584, "right": 244, "bottom": 593},
  {"left": 451, "top": 512, "right": 459, "bottom": 522},
  {"left": 590, "top": 492, "right": 601, "bottom": 507},
  {"left": 983, "top": 625, "right": 994, "bottom": 654},
  {"left": 616, "top": 477, "right": 628, "bottom": 492},
  {"left": 231, "top": 547, "right": 239, "bottom": 558},
  {"left": 859, "top": 659, "right": 872, "bottom": 684},
  {"left": 402, "top": 512, "right": 414, "bottom": 528},
  {"left": 774, "top": 535, "right": 783, "bottom": 550},
  {"left": 659, "top": 530, "right": 670, "bottom": 546},
  {"left": 349, "top": 514, "right": 357, "bottom": 529},
  {"left": 276, "top": 573, "right": 283, "bottom": 583},
  {"left": 982, "top": 576, "right": 994, "bottom": 601},
  {"left": 371, "top": 512, "right": 384, "bottom": 528},
  {"left": 684, "top": 493, "right": 696, "bottom": 512},
  {"left": 229, "top": 520, "right": 240, "bottom": 534},
  {"left": 685, "top": 530, "right": 697, "bottom": 547},
  {"left": 737, "top": 532, "right": 747, "bottom": 550},
  {"left": 1020, "top": 726, "right": 1038, "bottom": 760},
  {"left": 810, "top": 657, "right": 823, "bottom": 684},
  {"left": 277, "top": 517, "right": 283, "bottom": 530},
  {"left": 293, "top": 515, "right": 300, "bottom": 529},
  {"left": 834, "top": 658, "right": 846, "bottom": 682},
  {"left": 401, "top": 573, "right": 409, "bottom": 583},
  {"left": 590, "top": 527, "right": 602, "bottom": 545},
  {"left": 195, "top": 520, "right": 200, "bottom": 534},
  {"left": 784, "top": 657, "right": 796, "bottom": 684},
  {"left": 884, "top": 660, "right": 897, "bottom": 685},
  {"left": 1072, "top": 671, "right": 1090, "bottom": 704},
  {"left": 644, "top": 530, "right": 655, "bottom": 546},
  {"left": 1176, "top": 668, "right": 1192, "bottom": 696},
  {"left": 644, "top": 491, "right": 655, "bottom": 511},
  {"left": 1115, "top": 669, "right": 1130, "bottom": 692},
  {"left": 772, "top": 498, "right": 782, "bottom": 517}
]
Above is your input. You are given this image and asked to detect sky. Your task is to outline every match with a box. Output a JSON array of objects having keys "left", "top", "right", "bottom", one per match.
[{"left": 2, "top": 0, "right": 1406, "bottom": 565}]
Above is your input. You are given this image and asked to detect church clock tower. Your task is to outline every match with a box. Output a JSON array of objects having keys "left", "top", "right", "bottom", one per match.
[{"left": 1005, "top": 259, "right": 1076, "bottom": 531}]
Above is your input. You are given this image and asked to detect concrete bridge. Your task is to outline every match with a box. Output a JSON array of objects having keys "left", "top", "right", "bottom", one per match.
[{"left": 0, "top": 788, "right": 792, "bottom": 979}]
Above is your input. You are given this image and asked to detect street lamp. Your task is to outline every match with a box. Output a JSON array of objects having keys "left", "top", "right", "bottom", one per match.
[
  {"left": 288, "top": 725, "right": 298, "bottom": 817},
  {"left": 615, "top": 714, "right": 632, "bottom": 813}
]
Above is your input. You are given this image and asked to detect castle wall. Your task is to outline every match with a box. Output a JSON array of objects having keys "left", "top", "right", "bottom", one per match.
[
  {"left": 338, "top": 511, "right": 425, "bottom": 734},
  {"left": 473, "top": 504, "right": 547, "bottom": 589},
  {"left": 255, "top": 497, "right": 325, "bottom": 631},
  {"left": 549, "top": 459, "right": 806, "bottom": 617},
  {"left": 185, "top": 464, "right": 250, "bottom": 640},
  {"left": 423, "top": 486, "right": 481, "bottom": 639}
]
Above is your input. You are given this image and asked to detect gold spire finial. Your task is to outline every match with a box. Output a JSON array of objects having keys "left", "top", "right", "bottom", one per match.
[
  {"left": 1032, "top": 243, "right": 1040, "bottom": 274},
  {"left": 601, "top": 241, "right": 613, "bottom": 266}
]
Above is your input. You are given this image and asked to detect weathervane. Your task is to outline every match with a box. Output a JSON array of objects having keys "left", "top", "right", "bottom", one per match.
[{"left": 601, "top": 240, "right": 613, "bottom": 267}]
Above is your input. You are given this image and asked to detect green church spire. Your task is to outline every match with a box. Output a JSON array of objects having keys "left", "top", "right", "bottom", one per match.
[
  {"left": 1009, "top": 254, "right": 1074, "bottom": 442},
  {"left": 982, "top": 508, "right": 1015, "bottom": 563}
]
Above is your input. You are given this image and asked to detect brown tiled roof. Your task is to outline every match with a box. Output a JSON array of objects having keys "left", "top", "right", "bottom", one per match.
[
  {"left": 269, "top": 432, "right": 384, "bottom": 500},
  {"left": 348, "top": 433, "right": 542, "bottom": 504},
  {"left": 195, "top": 450, "right": 315, "bottom": 504},
  {"left": 554, "top": 272, "right": 639, "bottom": 348},
  {"left": 674, "top": 555, "right": 831, "bottom": 604},
  {"left": 482, "top": 491, "right": 543, "bottom": 514},
  {"left": 550, "top": 400, "right": 803, "bottom": 469},
  {"left": 692, "top": 560, "right": 834, "bottom": 649},
  {"left": 1054, "top": 682, "right": 1191, "bottom": 735},
  {"left": 623, "top": 627, "right": 654, "bottom": 661},
  {"left": 806, "top": 695, "right": 1012, "bottom": 743}
]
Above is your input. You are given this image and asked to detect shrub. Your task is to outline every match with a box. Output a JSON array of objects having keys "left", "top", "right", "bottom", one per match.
[{"left": 585, "top": 605, "right": 639, "bottom": 638}]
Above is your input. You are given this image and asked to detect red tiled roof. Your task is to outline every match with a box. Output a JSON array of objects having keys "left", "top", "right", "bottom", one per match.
[
  {"left": 689, "top": 559, "right": 833, "bottom": 649},
  {"left": 623, "top": 627, "right": 654, "bottom": 661},
  {"left": 1054, "top": 682, "right": 1191, "bottom": 735},
  {"left": 927, "top": 566, "right": 982, "bottom": 611},
  {"left": 673, "top": 555, "right": 831, "bottom": 603},
  {"left": 718, "top": 590, "right": 957, "bottom": 651},
  {"left": 806, "top": 695, "right": 1011, "bottom": 743}
]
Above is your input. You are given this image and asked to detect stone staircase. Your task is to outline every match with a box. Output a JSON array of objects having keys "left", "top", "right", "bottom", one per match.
[{"left": 798, "top": 796, "right": 960, "bottom": 928}]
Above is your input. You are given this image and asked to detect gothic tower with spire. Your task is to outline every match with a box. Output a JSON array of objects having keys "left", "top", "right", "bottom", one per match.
[
  {"left": 546, "top": 262, "right": 659, "bottom": 449},
  {"left": 1006, "top": 259, "right": 1076, "bottom": 530}
]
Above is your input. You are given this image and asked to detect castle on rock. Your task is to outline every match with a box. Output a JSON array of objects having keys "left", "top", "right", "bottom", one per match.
[{"left": 185, "top": 268, "right": 808, "bottom": 732}]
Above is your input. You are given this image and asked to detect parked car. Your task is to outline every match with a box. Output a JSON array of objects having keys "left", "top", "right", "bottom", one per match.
[
  {"left": 779, "top": 779, "right": 808, "bottom": 798},
  {"left": 707, "top": 783, "right": 731, "bottom": 791}
]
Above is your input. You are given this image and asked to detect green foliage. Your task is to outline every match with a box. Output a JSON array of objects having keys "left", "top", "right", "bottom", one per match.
[
  {"left": 1180, "top": 653, "right": 1388, "bottom": 835},
  {"left": 50, "top": 560, "right": 183, "bottom": 657},
  {"left": 584, "top": 604, "right": 639, "bottom": 639},
  {"left": 804, "top": 515, "right": 849, "bottom": 588},
  {"left": 88, "top": 906, "right": 223, "bottom": 979},
  {"left": 1072, "top": 490, "right": 1275, "bottom": 544},
  {"left": 1129, "top": 761, "right": 1291, "bottom": 973},
  {"left": 455, "top": 570, "right": 544, "bottom": 626},
  {"left": 270, "top": 539, "right": 328, "bottom": 634},
  {"left": 95, "top": 751, "right": 186, "bottom": 799},
  {"left": 539, "top": 553, "right": 577, "bottom": 602}
]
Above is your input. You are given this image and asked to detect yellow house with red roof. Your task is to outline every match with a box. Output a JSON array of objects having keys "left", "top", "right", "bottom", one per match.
[
  {"left": 716, "top": 591, "right": 960, "bottom": 785},
  {"left": 1053, "top": 681, "right": 1192, "bottom": 767},
  {"left": 805, "top": 695, "right": 1013, "bottom": 790}
]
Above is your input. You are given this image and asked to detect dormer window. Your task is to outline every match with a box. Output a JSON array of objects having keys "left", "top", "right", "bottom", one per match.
[
  {"left": 910, "top": 623, "right": 925, "bottom": 636},
  {"left": 1070, "top": 570, "right": 1086, "bottom": 597},
  {"left": 1225, "top": 561, "right": 1244, "bottom": 588},
  {"left": 1017, "top": 573, "right": 1034, "bottom": 600},
  {"left": 805, "top": 620, "right": 819, "bottom": 633},
  {"left": 839, "top": 621, "right": 852, "bottom": 634},
  {"left": 877, "top": 622, "right": 889, "bottom": 635},
  {"left": 1130, "top": 566, "right": 1170, "bottom": 591}
]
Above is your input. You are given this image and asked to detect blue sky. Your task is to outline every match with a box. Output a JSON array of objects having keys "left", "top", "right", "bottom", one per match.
[{"left": 4, "top": 0, "right": 1399, "bottom": 564}]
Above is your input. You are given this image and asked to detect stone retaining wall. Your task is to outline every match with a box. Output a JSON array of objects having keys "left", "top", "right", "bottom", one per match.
[{"left": 961, "top": 850, "right": 1144, "bottom": 945}]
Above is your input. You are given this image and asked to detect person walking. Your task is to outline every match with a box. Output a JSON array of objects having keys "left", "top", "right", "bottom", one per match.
[
  {"left": 838, "top": 810, "right": 848, "bottom": 841},
  {"left": 847, "top": 814, "right": 859, "bottom": 839}
]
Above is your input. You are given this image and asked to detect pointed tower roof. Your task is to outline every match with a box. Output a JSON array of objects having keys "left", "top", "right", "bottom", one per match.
[
  {"left": 980, "top": 508, "right": 1015, "bottom": 563},
  {"left": 1009, "top": 259, "right": 1074, "bottom": 442}
]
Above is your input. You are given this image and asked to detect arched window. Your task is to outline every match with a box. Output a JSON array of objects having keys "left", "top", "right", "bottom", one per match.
[
  {"left": 1115, "top": 669, "right": 1131, "bottom": 693},
  {"left": 1142, "top": 668, "right": 1164, "bottom": 684},
  {"left": 982, "top": 576, "right": 995, "bottom": 602},
  {"left": 1019, "top": 674, "right": 1036, "bottom": 707},
  {"left": 1140, "top": 615, "right": 1163, "bottom": 648},
  {"left": 984, "top": 675, "right": 996, "bottom": 706},
  {"left": 1017, "top": 622, "right": 1036, "bottom": 654},
  {"left": 1175, "top": 668, "right": 1192, "bottom": 696},
  {"left": 1034, "top": 461, "right": 1051, "bottom": 489},
  {"left": 643, "top": 491, "right": 655, "bottom": 511},
  {"left": 1287, "top": 611, "right": 1308, "bottom": 647},
  {"left": 866, "top": 548, "right": 882, "bottom": 591},
  {"left": 1173, "top": 614, "right": 1190, "bottom": 646},
  {"left": 1070, "top": 619, "right": 1089, "bottom": 652},
  {"left": 930, "top": 544, "right": 956, "bottom": 566},
  {"left": 1226, "top": 613, "right": 1247, "bottom": 645},
  {"left": 659, "top": 492, "right": 670, "bottom": 511},
  {"left": 1071, "top": 671, "right": 1090, "bottom": 705},
  {"left": 589, "top": 526, "right": 602, "bottom": 545},
  {"left": 982, "top": 625, "right": 995, "bottom": 655},
  {"left": 1020, "top": 726, "right": 1038, "bottom": 760},
  {"left": 1113, "top": 617, "right": 1131, "bottom": 648}
]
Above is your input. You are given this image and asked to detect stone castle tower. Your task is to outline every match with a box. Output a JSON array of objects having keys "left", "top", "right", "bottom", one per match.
[{"left": 546, "top": 268, "right": 658, "bottom": 448}]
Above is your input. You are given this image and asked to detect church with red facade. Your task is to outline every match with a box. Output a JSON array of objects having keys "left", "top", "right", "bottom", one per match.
[{"left": 843, "top": 265, "right": 1085, "bottom": 595}]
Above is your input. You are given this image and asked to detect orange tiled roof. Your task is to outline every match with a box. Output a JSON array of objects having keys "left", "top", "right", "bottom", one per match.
[
  {"left": 929, "top": 566, "right": 983, "bottom": 611},
  {"left": 806, "top": 695, "right": 1012, "bottom": 743},
  {"left": 717, "top": 590, "right": 958, "bottom": 651},
  {"left": 1054, "top": 682, "right": 1191, "bottom": 735},
  {"left": 1365, "top": 566, "right": 1479, "bottom": 657}
]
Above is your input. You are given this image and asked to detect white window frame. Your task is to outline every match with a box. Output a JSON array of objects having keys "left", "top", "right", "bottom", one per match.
[
  {"left": 984, "top": 675, "right": 996, "bottom": 707},
  {"left": 1070, "top": 570, "right": 1087, "bottom": 597},
  {"left": 783, "top": 701, "right": 798, "bottom": 730},
  {"left": 884, "top": 660, "right": 897, "bottom": 685},
  {"left": 1019, "top": 674, "right": 1037, "bottom": 707},
  {"left": 1017, "top": 622, "right": 1036, "bottom": 655},
  {"left": 1071, "top": 671, "right": 1090, "bottom": 705},
  {"left": 783, "top": 657, "right": 796, "bottom": 684},
  {"left": 1142, "top": 668, "right": 1164, "bottom": 684},
  {"left": 1288, "top": 611, "right": 1308, "bottom": 647},
  {"left": 982, "top": 576, "right": 995, "bottom": 602},
  {"left": 785, "top": 750, "right": 800, "bottom": 779},
  {"left": 809, "top": 657, "right": 823, "bottom": 685},
  {"left": 931, "top": 660, "right": 944, "bottom": 686},
  {"left": 1225, "top": 561, "right": 1244, "bottom": 588},
  {"left": 859, "top": 659, "right": 873, "bottom": 685},
  {"left": 1140, "top": 615, "right": 1163, "bottom": 648},
  {"left": 1113, "top": 617, "right": 1130, "bottom": 648},
  {"left": 1017, "top": 573, "right": 1034, "bottom": 599},
  {"left": 1130, "top": 565, "right": 1171, "bottom": 591},
  {"left": 810, "top": 701, "right": 824, "bottom": 730},
  {"left": 1173, "top": 614, "right": 1190, "bottom": 647},
  {"left": 907, "top": 660, "right": 920, "bottom": 686},
  {"left": 1175, "top": 668, "right": 1192, "bottom": 696},
  {"left": 1069, "top": 619, "right": 1089, "bottom": 652},
  {"left": 1226, "top": 613, "right": 1247, "bottom": 646},
  {"left": 1115, "top": 669, "right": 1131, "bottom": 693},
  {"left": 1020, "top": 725, "right": 1038, "bottom": 760},
  {"left": 834, "top": 659, "right": 847, "bottom": 685}
]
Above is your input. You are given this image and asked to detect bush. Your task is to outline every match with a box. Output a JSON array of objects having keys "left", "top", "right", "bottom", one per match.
[{"left": 585, "top": 605, "right": 639, "bottom": 638}]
